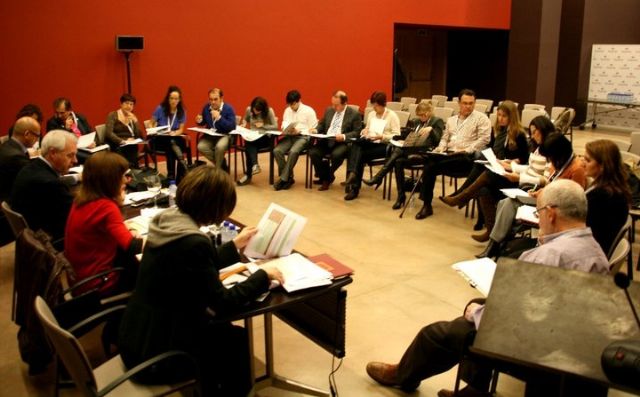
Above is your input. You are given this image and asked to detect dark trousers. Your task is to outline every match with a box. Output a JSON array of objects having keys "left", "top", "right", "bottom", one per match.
[
  {"left": 116, "top": 144, "right": 140, "bottom": 168},
  {"left": 309, "top": 141, "right": 349, "bottom": 182},
  {"left": 241, "top": 136, "right": 270, "bottom": 176},
  {"left": 151, "top": 136, "right": 188, "bottom": 180},
  {"left": 396, "top": 316, "right": 492, "bottom": 391},
  {"left": 346, "top": 140, "right": 387, "bottom": 191},
  {"left": 394, "top": 152, "right": 424, "bottom": 197},
  {"left": 420, "top": 153, "right": 474, "bottom": 204}
]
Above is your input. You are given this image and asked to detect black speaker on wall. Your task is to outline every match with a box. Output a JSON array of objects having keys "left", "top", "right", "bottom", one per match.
[{"left": 116, "top": 35, "right": 144, "bottom": 52}]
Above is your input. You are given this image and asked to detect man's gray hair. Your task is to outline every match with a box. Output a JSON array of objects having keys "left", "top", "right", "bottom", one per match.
[
  {"left": 539, "top": 179, "right": 587, "bottom": 221},
  {"left": 41, "top": 130, "right": 77, "bottom": 156}
]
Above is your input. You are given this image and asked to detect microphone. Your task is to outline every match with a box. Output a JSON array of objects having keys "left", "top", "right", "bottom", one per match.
[
  {"left": 170, "top": 139, "right": 190, "bottom": 176},
  {"left": 614, "top": 272, "right": 640, "bottom": 331}
]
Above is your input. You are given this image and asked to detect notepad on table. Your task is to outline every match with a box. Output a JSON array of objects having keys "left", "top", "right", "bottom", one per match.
[{"left": 451, "top": 257, "right": 497, "bottom": 296}]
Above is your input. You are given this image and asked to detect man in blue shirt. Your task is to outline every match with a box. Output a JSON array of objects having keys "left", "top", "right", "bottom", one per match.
[{"left": 195, "top": 88, "right": 236, "bottom": 171}]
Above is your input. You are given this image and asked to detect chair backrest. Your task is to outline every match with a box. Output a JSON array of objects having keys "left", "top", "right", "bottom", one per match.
[
  {"left": 430, "top": 95, "right": 448, "bottom": 107},
  {"left": 620, "top": 151, "right": 640, "bottom": 166},
  {"left": 520, "top": 109, "right": 547, "bottom": 128},
  {"left": 607, "top": 215, "right": 632, "bottom": 260},
  {"left": 524, "top": 103, "right": 546, "bottom": 111},
  {"left": 496, "top": 101, "right": 519, "bottom": 113},
  {"left": 608, "top": 138, "right": 631, "bottom": 152},
  {"left": 407, "top": 103, "right": 418, "bottom": 119},
  {"left": 489, "top": 112, "right": 497, "bottom": 127},
  {"left": 474, "top": 103, "right": 488, "bottom": 114},
  {"left": 0, "top": 135, "right": 8, "bottom": 144},
  {"left": 143, "top": 119, "right": 152, "bottom": 129},
  {"left": 34, "top": 296, "right": 98, "bottom": 396},
  {"left": 433, "top": 107, "right": 454, "bottom": 120},
  {"left": 94, "top": 124, "right": 106, "bottom": 145},
  {"left": 608, "top": 238, "right": 630, "bottom": 273},
  {"left": 629, "top": 131, "right": 640, "bottom": 156},
  {"left": 550, "top": 106, "right": 567, "bottom": 121},
  {"left": 443, "top": 101, "right": 459, "bottom": 115},
  {"left": 363, "top": 106, "right": 374, "bottom": 122},
  {"left": 400, "top": 97, "right": 417, "bottom": 107},
  {"left": 395, "top": 111, "right": 410, "bottom": 128},
  {"left": 386, "top": 101, "right": 403, "bottom": 111},
  {"left": 346, "top": 104, "right": 360, "bottom": 113},
  {"left": 475, "top": 99, "right": 493, "bottom": 113},
  {"left": 1, "top": 201, "right": 28, "bottom": 238}
]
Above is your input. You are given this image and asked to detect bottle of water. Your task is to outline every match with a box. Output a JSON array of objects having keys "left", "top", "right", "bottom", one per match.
[
  {"left": 220, "top": 221, "right": 231, "bottom": 244},
  {"left": 228, "top": 224, "right": 239, "bottom": 241},
  {"left": 168, "top": 180, "right": 177, "bottom": 207},
  {"left": 208, "top": 224, "right": 222, "bottom": 247}
]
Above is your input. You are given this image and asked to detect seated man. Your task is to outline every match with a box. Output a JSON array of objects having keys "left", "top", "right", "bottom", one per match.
[
  {"left": 273, "top": 90, "right": 317, "bottom": 190},
  {"left": 366, "top": 179, "right": 609, "bottom": 397},
  {"left": 46, "top": 97, "right": 92, "bottom": 135},
  {"left": 308, "top": 90, "right": 362, "bottom": 191},
  {"left": 416, "top": 89, "right": 491, "bottom": 219},
  {"left": 195, "top": 88, "right": 236, "bottom": 171},
  {"left": 10, "top": 130, "right": 77, "bottom": 246},
  {"left": 0, "top": 117, "right": 41, "bottom": 244}
]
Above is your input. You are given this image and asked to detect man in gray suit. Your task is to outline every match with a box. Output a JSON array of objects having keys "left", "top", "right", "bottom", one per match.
[{"left": 308, "top": 90, "right": 363, "bottom": 191}]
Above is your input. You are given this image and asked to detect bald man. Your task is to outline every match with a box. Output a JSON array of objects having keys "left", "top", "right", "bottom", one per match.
[{"left": 0, "top": 117, "right": 41, "bottom": 202}]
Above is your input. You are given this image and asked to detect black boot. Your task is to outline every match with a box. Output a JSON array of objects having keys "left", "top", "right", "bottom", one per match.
[
  {"left": 392, "top": 195, "right": 406, "bottom": 210},
  {"left": 475, "top": 239, "right": 500, "bottom": 259},
  {"left": 363, "top": 161, "right": 393, "bottom": 190}
]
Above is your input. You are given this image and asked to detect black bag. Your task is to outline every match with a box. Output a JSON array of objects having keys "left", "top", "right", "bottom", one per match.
[{"left": 127, "top": 167, "right": 167, "bottom": 191}]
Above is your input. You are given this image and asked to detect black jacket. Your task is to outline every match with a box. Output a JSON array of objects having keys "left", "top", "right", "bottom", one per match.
[{"left": 0, "top": 138, "right": 29, "bottom": 202}]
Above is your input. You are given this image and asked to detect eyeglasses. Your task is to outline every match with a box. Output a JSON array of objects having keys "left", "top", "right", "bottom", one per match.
[
  {"left": 534, "top": 204, "right": 557, "bottom": 218},
  {"left": 26, "top": 130, "right": 41, "bottom": 138}
]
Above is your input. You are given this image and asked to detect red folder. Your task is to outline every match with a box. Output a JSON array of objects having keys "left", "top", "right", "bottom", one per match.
[{"left": 308, "top": 254, "right": 354, "bottom": 279}]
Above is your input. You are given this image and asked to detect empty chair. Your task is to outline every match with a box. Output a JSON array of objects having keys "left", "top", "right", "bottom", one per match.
[
  {"left": 552, "top": 107, "right": 576, "bottom": 141},
  {"left": 608, "top": 237, "right": 630, "bottom": 273},
  {"left": 1, "top": 201, "right": 28, "bottom": 238},
  {"left": 386, "top": 101, "right": 403, "bottom": 111},
  {"left": 629, "top": 131, "right": 640, "bottom": 156},
  {"left": 474, "top": 103, "right": 488, "bottom": 114},
  {"left": 400, "top": 97, "right": 417, "bottom": 109},
  {"left": 35, "top": 296, "right": 200, "bottom": 397},
  {"left": 433, "top": 107, "right": 455, "bottom": 120},
  {"left": 523, "top": 103, "right": 546, "bottom": 111},
  {"left": 431, "top": 95, "right": 447, "bottom": 107},
  {"left": 550, "top": 106, "right": 567, "bottom": 121},
  {"left": 395, "top": 111, "right": 410, "bottom": 128},
  {"left": 520, "top": 109, "right": 547, "bottom": 128},
  {"left": 443, "top": 101, "right": 459, "bottom": 115},
  {"left": 407, "top": 103, "right": 418, "bottom": 120},
  {"left": 620, "top": 151, "right": 640, "bottom": 166},
  {"left": 475, "top": 99, "right": 493, "bottom": 113}
]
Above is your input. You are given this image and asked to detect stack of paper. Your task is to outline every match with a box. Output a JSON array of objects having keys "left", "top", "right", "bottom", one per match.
[
  {"left": 187, "top": 127, "right": 224, "bottom": 136},
  {"left": 451, "top": 258, "right": 497, "bottom": 296},
  {"left": 78, "top": 132, "right": 109, "bottom": 153},
  {"left": 265, "top": 253, "right": 333, "bottom": 293},
  {"left": 516, "top": 205, "right": 539, "bottom": 224},
  {"left": 481, "top": 148, "right": 505, "bottom": 175},
  {"left": 120, "top": 138, "right": 144, "bottom": 146},
  {"left": 230, "top": 125, "right": 265, "bottom": 142},
  {"left": 244, "top": 203, "right": 307, "bottom": 258},
  {"left": 146, "top": 125, "right": 170, "bottom": 135}
]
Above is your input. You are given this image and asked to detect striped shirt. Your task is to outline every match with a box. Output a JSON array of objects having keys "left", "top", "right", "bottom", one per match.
[{"left": 437, "top": 110, "right": 491, "bottom": 153}]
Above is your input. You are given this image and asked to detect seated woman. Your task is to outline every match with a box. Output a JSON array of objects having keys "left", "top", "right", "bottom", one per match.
[
  {"left": 237, "top": 96, "right": 278, "bottom": 186},
  {"left": 362, "top": 101, "right": 444, "bottom": 209},
  {"left": 440, "top": 111, "right": 542, "bottom": 242},
  {"left": 64, "top": 151, "right": 143, "bottom": 296},
  {"left": 149, "top": 85, "right": 187, "bottom": 181},
  {"left": 344, "top": 91, "right": 400, "bottom": 200},
  {"left": 104, "top": 93, "right": 143, "bottom": 168},
  {"left": 583, "top": 139, "right": 630, "bottom": 255},
  {"left": 477, "top": 132, "right": 586, "bottom": 258},
  {"left": 118, "top": 166, "right": 283, "bottom": 397}
]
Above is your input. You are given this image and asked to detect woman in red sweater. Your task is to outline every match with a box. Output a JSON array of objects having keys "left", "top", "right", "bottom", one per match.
[{"left": 65, "top": 151, "right": 143, "bottom": 295}]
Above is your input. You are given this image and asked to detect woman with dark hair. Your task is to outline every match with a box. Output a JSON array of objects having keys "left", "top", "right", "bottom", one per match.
[
  {"left": 344, "top": 91, "right": 400, "bottom": 200},
  {"left": 477, "top": 132, "right": 586, "bottom": 258},
  {"left": 118, "top": 166, "right": 283, "bottom": 397},
  {"left": 583, "top": 139, "right": 631, "bottom": 254},
  {"left": 236, "top": 96, "right": 277, "bottom": 186},
  {"left": 440, "top": 114, "right": 552, "bottom": 242},
  {"left": 64, "top": 151, "right": 143, "bottom": 296},
  {"left": 104, "top": 93, "right": 143, "bottom": 167},
  {"left": 149, "top": 86, "right": 188, "bottom": 180}
]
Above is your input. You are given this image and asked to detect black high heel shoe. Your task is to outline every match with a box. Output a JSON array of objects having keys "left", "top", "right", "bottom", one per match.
[
  {"left": 363, "top": 176, "right": 383, "bottom": 190},
  {"left": 392, "top": 195, "right": 406, "bottom": 210}
]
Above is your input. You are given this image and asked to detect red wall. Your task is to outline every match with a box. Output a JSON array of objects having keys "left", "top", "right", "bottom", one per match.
[{"left": 0, "top": 0, "right": 510, "bottom": 133}]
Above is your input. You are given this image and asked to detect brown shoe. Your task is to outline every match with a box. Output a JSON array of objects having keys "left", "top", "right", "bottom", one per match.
[
  {"left": 437, "top": 386, "right": 492, "bottom": 397},
  {"left": 366, "top": 362, "right": 399, "bottom": 387},
  {"left": 471, "top": 230, "right": 490, "bottom": 242},
  {"left": 318, "top": 181, "right": 330, "bottom": 191}
]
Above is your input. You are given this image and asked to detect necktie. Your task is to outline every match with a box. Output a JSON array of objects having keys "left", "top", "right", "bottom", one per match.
[{"left": 330, "top": 111, "right": 343, "bottom": 135}]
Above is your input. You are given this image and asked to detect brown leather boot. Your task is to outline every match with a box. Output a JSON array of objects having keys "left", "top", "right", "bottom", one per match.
[
  {"left": 439, "top": 172, "right": 491, "bottom": 209},
  {"left": 472, "top": 194, "right": 496, "bottom": 242}
]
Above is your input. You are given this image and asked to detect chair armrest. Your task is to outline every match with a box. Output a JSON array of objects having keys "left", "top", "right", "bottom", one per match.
[
  {"left": 68, "top": 305, "right": 127, "bottom": 336},
  {"left": 62, "top": 267, "right": 125, "bottom": 296},
  {"left": 97, "top": 350, "right": 200, "bottom": 397}
]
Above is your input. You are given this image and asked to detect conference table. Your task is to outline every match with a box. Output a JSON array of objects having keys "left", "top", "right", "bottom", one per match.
[
  {"left": 471, "top": 258, "right": 640, "bottom": 395},
  {"left": 580, "top": 99, "right": 640, "bottom": 129},
  {"left": 123, "top": 203, "right": 352, "bottom": 396}
]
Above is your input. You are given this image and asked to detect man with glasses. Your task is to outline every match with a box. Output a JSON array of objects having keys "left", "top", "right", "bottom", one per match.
[
  {"left": 366, "top": 179, "right": 608, "bottom": 397},
  {"left": 10, "top": 130, "right": 78, "bottom": 247},
  {"left": 46, "top": 97, "right": 92, "bottom": 135}
]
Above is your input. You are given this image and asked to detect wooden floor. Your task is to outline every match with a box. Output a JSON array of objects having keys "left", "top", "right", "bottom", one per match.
[{"left": 0, "top": 126, "right": 637, "bottom": 396}]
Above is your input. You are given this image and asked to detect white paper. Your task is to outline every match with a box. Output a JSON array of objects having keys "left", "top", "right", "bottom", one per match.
[
  {"left": 451, "top": 258, "right": 497, "bottom": 296},
  {"left": 123, "top": 190, "right": 156, "bottom": 206},
  {"left": 230, "top": 125, "right": 265, "bottom": 142},
  {"left": 79, "top": 144, "right": 110, "bottom": 153},
  {"left": 369, "top": 118, "right": 386, "bottom": 137},
  {"left": 120, "top": 138, "right": 144, "bottom": 146},
  {"left": 244, "top": 203, "right": 307, "bottom": 259},
  {"left": 263, "top": 253, "right": 333, "bottom": 293},
  {"left": 390, "top": 140, "right": 404, "bottom": 148},
  {"left": 77, "top": 132, "right": 96, "bottom": 148},
  {"left": 516, "top": 205, "right": 539, "bottom": 225},
  {"left": 146, "top": 125, "right": 170, "bottom": 135},
  {"left": 301, "top": 132, "right": 332, "bottom": 139},
  {"left": 481, "top": 148, "right": 505, "bottom": 175},
  {"left": 500, "top": 188, "right": 530, "bottom": 199},
  {"left": 187, "top": 127, "right": 224, "bottom": 136},
  {"left": 68, "top": 165, "right": 83, "bottom": 174}
]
